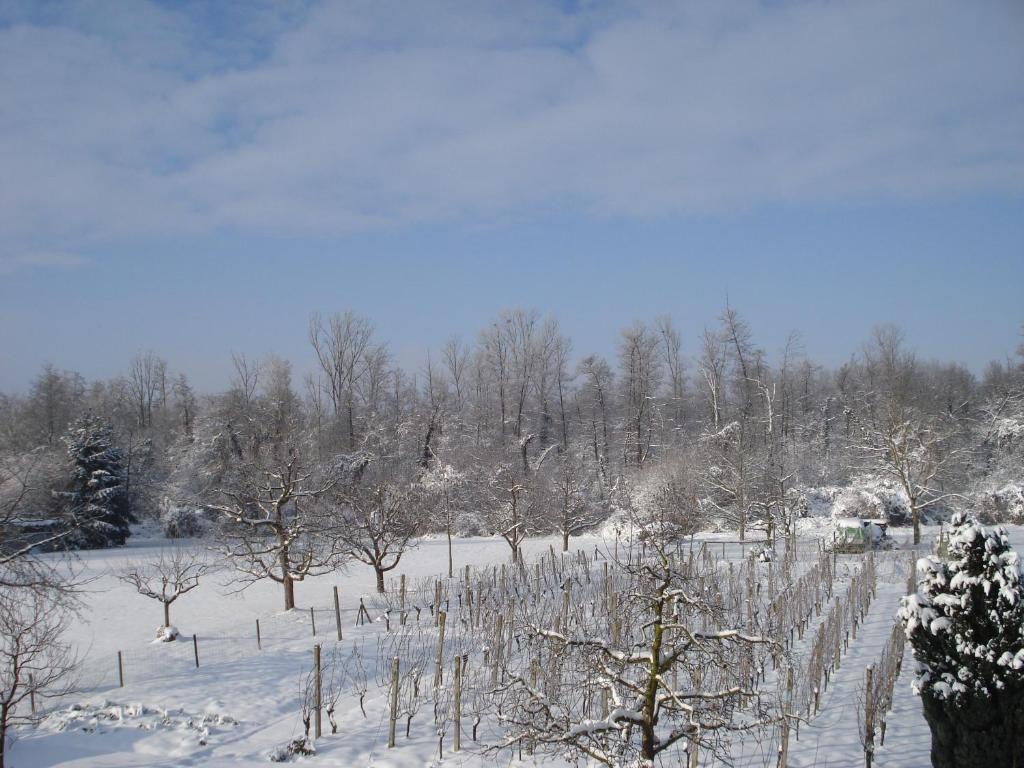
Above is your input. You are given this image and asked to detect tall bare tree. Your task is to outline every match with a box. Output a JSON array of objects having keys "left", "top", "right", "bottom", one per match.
[{"left": 309, "top": 311, "right": 381, "bottom": 449}]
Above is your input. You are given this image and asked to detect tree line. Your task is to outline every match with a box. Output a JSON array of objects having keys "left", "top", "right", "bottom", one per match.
[{"left": 1, "top": 309, "right": 1022, "bottom": 581}]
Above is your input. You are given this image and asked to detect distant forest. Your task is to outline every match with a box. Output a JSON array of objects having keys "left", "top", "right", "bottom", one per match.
[{"left": 2, "top": 308, "right": 1022, "bottom": 553}]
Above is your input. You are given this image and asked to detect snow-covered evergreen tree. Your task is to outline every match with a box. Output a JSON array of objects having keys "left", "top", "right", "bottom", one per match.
[
  {"left": 898, "top": 512, "right": 1024, "bottom": 767},
  {"left": 57, "top": 414, "right": 133, "bottom": 549}
]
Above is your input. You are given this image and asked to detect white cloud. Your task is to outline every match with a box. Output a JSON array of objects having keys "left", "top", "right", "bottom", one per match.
[{"left": 0, "top": 0, "right": 1021, "bottom": 255}]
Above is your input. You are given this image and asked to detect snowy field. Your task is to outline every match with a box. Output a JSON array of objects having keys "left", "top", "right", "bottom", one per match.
[{"left": 12, "top": 525, "right": 1020, "bottom": 768}]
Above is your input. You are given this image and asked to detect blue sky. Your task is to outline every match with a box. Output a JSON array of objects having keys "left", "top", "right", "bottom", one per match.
[{"left": 1, "top": 0, "right": 1022, "bottom": 391}]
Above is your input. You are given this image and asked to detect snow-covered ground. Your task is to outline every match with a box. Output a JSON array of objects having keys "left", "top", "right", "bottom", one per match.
[{"left": 12, "top": 525, "right": 1020, "bottom": 768}]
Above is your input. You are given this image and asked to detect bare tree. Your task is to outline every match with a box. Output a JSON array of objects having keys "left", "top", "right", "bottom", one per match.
[
  {"left": 492, "top": 523, "right": 779, "bottom": 767},
  {"left": 483, "top": 464, "right": 529, "bottom": 563},
  {"left": 172, "top": 374, "right": 197, "bottom": 440},
  {"left": 0, "top": 452, "right": 82, "bottom": 594},
  {"left": 333, "top": 458, "right": 421, "bottom": 593},
  {"left": 576, "top": 355, "right": 614, "bottom": 489},
  {"left": 309, "top": 311, "right": 380, "bottom": 449},
  {"left": 698, "top": 328, "right": 726, "bottom": 432},
  {"left": 619, "top": 322, "right": 662, "bottom": 469},
  {"left": 421, "top": 462, "right": 465, "bottom": 578},
  {"left": 23, "top": 365, "right": 85, "bottom": 449},
  {"left": 127, "top": 350, "right": 166, "bottom": 430},
  {"left": 656, "top": 315, "right": 687, "bottom": 441},
  {"left": 0, "top": 590, "right": 77, "bottom": 768},
  {"left": 206, "top": 448, "right": 343, "bottom": 610},
  {"left": 551, "top": 452, "right": 590, "bottom": 552},
  {"left": 119, "top": 548, "right": 214, "bottom": 636},
  {"left": 861, "top": 416, "right": 958, "bottom": 544}
]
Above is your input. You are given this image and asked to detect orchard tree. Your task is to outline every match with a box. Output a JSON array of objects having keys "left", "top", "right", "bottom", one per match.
[
  {"left": 899, "top": 513, "right": 1024, "bottom": 767},
  {"left": 484, "top": 463, "right": 530, "bottom": 563},
  {"left": 493, "top": 518, "right": 779, "bottom": 767},
  {"left": 119, "top": 549, "right": 214, "bottom": 638},
  {"left": 333, "top": 455, "right": 421, "bottom": 593},
  {"left": 207, "top": 447, "right": 343, "bottom": 610},
  {"left": 550, "top": 451, "right": 590, "bottom": 552}
]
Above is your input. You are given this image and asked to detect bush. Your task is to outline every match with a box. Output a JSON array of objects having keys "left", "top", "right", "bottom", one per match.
[{"left": 160, "top": 503, "right": 204, "bottom": 539}]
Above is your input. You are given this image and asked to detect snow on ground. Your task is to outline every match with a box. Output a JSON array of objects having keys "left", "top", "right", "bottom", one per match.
[{"left": 12, "top": 525, "right": 1021, "bottom": 767}]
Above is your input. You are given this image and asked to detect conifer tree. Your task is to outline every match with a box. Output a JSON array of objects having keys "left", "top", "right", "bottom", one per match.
[
  {"left": 58, "top": 414, "right": 133, "bottom": 549},
  {"left": 899, "top": 512, "right": 1024, "bottom": 767}
]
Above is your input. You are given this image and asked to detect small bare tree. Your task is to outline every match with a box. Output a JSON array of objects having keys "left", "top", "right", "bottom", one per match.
[
  {"left": 484, "top": 464, "right": 529, "bottom": 563},
  {"left": 0, "top": 591, "right": 77, "bottom": 768},
  {"left": 492, "top": 515, "right": 780, "bottom": 767},
  {"left": 421, "top": 463, "right": 465, "bottom": 578},
  {"left": 551, "top": 452, "right": 590, "bottom": 552},
  {"left": 119, "top": 548, "right": 214, "bottom": 637},
  {"left": 333, "top": 461, "right": 421, "bottom": 593}
]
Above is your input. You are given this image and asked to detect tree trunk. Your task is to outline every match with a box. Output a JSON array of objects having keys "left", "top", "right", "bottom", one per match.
[
  {"left": 376, "top": 567, "right": 386, "bottom": 594},
  {"left": 447, "top": 527, "right": 454, "bottom": 579},
  {"left": 1, "top": 702, "right": 7, "bottom": 768},
  {"left": 912, "top": 503, "right": 921, "bottom": 545},
  {"left": 922, "top": 689, "right": 1024, "bottom": 768},
  {"left": 283, "top": 574, "right": 295, "bottom": 610},
  {"left": 562, "top": 531, "right": 569, "bottom": 552},
  {"left": 163, "top": 601, "right": 171, "bottom": 628}
]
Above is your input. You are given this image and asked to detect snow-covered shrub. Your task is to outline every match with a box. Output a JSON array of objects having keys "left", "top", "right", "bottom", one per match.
[
  {"left": 155, "top": 625, "right": 179, "bottom": 643},
  {"left": 977, "top": 484, "right": 1024, "bottom": 525},
  {"left": 159, "top": 502, "right": 204, "bottom": 539},
  {"left": 269, "top": 737, "right": 315, "bottom": 762},
  {"left": 790, "top": 480, "right": 917, "bottom": 526},
  {"left": 630, "top": 462, "right": 703, "bottom": 541},
  {"left": 898, "top": 512, "right": 1024, "bottom": 767}
]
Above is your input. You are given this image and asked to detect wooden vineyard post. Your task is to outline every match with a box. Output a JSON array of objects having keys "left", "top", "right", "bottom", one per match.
[
  {"left": 193, "top": 633, "right": 199, "bottom": 667},
  {"left": 779, "top": 667, "right": 793, "bottom": 767},
  {"left": 256, "top": 618, "right": 262, "bottom": 649},
  {"left": 314, "top": 644, "right": 322, "bottom": 739},
  {"left": 310, "top": 606, "right": 317, "bottom": 636},
  {"left": 435, "top": 611, "right": 446, "bottom": 688},
  {"left": 28, "top": 673, "right": 35, "bottom": 714},
  {"left": 117, "top": 651, "right": 124, "bottom": 687},
  {"left": 689, "top": 724, "right": 700, "bottom": 768},
  {"left": 453, "top": 654, "right": 462, "bottom": 753},
  {"left": 491, "top": 614, "right": 503, "bottom": 687},
  {"left": 333, "top": 586, "right": 343, "bottom": 641},
  {"left": 864, "top": 665, "right": 875, "bottom": 768},
  {"left": 561, "top": 587, "right": 570, "bottom": 633},
  {"left": 434, "top": 581, "right": 443, "bottom": 624},
  {"left": 834, "top": 599, "right": 842, "bottom": 672},
  {"left": 400, "top": 574, "right": 407, "bottom": 625},
  {"left": 388, "top": 657, "right": 400, "bottom": 748}
]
